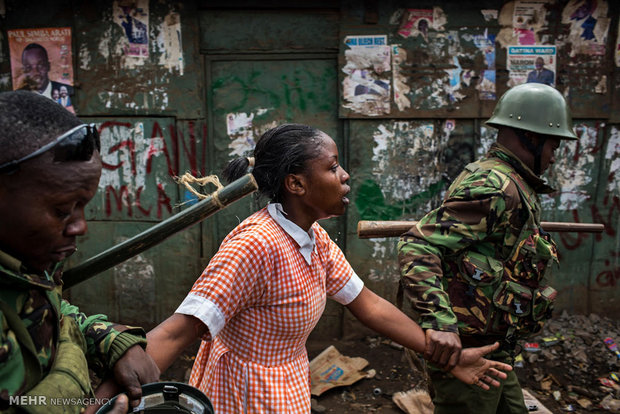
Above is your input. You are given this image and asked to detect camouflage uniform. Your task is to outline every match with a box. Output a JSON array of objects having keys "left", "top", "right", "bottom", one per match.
[
  {"left": 0, "top": 249, "right": 147, "bottom": 414},
  {"left": 398, "top": 143, "right": 558, "bottom": 414}
]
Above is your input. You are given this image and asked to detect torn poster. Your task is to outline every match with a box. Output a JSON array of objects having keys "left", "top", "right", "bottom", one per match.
[
  {"left": 398, "top": 9, "right": 433, "bottom": 40},
  {"left": 392, "top": 46, "right": 411, "bottom": 111},
  {"left": 114, "top": 0, "right": 149, "bottom": 57},
  {"left": 342, "top": 35, "right": 391, "bottom": 116},
  {"left": 512, "top": 0, "right": 549, "bottom": 45},
  {"left": 8, "top": 27, "right": 75, "bottom": 113},
  {"left": 474, "top": 29, "right": 497, "bottom": 100},
  {"left": 507, "top": 45, "right": 556, "bottom": 87},
  {"left": 397, "top": 8, "right": 447, "bottom": 40},
  {"left": 561, "top": 0, "right": 609, "bottom": 57},
  {"left": 226, "top": 112, "right": 255, "bottom": 157}
]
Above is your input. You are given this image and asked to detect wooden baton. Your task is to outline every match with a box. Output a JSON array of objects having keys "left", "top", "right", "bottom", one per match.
[{"left": 357, "top": 220, "right": 605, "bottom": 239}]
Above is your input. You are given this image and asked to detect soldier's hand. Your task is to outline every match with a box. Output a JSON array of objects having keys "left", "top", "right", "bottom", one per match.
[
  {"left": 450, "top": 342, "right": 512, "bottom": 390},
  {"left": 112, "top": 345, "right": 160, "bottom": 407},
  {"left": 424, "top": 329, "right": 462, "bottom": 371},
  {"left": 108, "top": 393, "right": 129, "bottom": 414}
]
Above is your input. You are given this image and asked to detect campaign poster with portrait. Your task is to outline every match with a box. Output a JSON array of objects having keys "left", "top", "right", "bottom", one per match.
[
  {"left": 7, "top": 27, "right": 75, "bottom": 113},
  {"left": 507, "top": 45, "right": 557, "bottom": 87}
]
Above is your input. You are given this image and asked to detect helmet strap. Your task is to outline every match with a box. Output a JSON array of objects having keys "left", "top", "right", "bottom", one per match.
[{"left": 515, "top": 129, "right": 546, "bottom": 175}]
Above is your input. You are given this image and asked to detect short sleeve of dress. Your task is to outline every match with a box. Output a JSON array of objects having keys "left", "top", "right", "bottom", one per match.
[
  {"left": 314, "top": 225, "right": 364, "bottom": 305},
  {"left": 176, "top": 230, "right": 270, "bottom": 338}
]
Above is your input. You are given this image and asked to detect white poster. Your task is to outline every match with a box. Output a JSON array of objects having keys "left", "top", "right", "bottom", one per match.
[{"left": 507, "top": 45, "right": 556, "bottom": 87}]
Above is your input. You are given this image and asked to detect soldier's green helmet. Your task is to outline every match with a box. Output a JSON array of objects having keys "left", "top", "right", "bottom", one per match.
[{"left": 485, "top": 83, "right": 578, "bottom": 140}]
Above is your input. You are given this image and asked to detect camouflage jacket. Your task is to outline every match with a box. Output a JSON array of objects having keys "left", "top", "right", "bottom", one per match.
[
  {"left": 398, "top": 143, "right": 559, "bottom": 340},
  {"left": 0, "top": 249, "right": 147, "bottom": 412}
]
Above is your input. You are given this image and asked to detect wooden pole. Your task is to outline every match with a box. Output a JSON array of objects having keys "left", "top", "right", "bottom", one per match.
[
  {"left": 357, "top": 220, "right": 605, "bottom": 239},
  {"left": 64, "top": 174, "right": 258, "bottom": 288}
]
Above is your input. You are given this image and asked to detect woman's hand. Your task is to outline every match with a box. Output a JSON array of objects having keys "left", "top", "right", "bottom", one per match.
[{"left": 450, "top": 342, "right": 513, "bottom": 390}]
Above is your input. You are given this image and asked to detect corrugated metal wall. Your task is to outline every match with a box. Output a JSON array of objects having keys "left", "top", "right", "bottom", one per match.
[{"left": 1, "top": 0, "right": 617, "bottom": 338}]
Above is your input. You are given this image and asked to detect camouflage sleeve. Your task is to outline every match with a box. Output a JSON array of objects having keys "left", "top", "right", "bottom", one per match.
[
  {"left": 397, "top": 168, "right": 518, "bottom": 332},
  {"left": 59, "top": 299, "right": 146, "bottom": 376}
]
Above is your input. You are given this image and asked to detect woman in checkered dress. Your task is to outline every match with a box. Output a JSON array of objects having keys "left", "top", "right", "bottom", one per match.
[{"left": 146, "top": 124, "right": 512, "bottom": 413}]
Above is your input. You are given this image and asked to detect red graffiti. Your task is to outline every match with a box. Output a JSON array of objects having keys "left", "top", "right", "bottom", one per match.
[
  {"left": 558, "top": 195, "right": 619, "bottom": 251},
  {"left": 99, "top": 120, "right": 206, "bottom": 219},
  {"left": 105, "top": 185, "right": 132, "bottom": 217},
  {"left": 104, "top": 184, "right": 172, "bottom": 220},
  {"left": 558, "top": 209, "right": 589, "bottom": 250},
  {"left": 595, "top": 266, "right": 620, "bottom": 288}
]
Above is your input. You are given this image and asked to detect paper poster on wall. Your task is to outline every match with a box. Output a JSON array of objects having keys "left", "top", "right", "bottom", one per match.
[
  {"left": 512, "top": 0, "right": 549, "bottom": 45},
  {"left": 475, "top": 30, "right": 496, "bottom": 100},
  {"left": 342, "top": 35, "right": 391, "bottom": 116},
  {"left": 507, "top": 45, "right": 556, "bottom": 87},
  {"left": 7, "top": 27, "right": 75, "bottom": 113},
  {"left": 398, "top": 9, "right": 433, "bottom": 40},
  {"left": 561, "top": 0, "right": 609, "bottom": 57},
  {"left": 114, "top": 0, "right": 149, "bottom": 57}
]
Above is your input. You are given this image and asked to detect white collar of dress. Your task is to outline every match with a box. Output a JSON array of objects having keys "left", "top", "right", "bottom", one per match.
[{"left": 267, "top": 203, "right": 316, "bottom": 265}]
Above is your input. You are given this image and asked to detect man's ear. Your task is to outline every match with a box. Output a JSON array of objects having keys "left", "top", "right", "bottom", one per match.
[{"left": 283, "top": 173, "right": 306, "bottom": 196}]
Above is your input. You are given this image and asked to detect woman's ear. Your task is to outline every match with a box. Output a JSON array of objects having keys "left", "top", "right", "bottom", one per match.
[{"left": 283, "top": 173, "right": 306, "bottom": 196}]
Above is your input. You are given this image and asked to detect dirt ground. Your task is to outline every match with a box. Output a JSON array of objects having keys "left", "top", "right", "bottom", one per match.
[{"left": 161, "top": 313, "right": 620, "bottom": 413}]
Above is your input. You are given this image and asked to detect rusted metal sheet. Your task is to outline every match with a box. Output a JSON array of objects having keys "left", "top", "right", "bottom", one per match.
[
  {"left": 1, "top": 0, "right": 618, "bottom": 328},
  {"left": 199, "top": 10, "right": 339, "bottom": 53},
  {"left": 73, "top": 1, "right": 203, "bottom": 118},
  {"left": 339, "top": 0, "right": 617, "bottom": 119},
  {"left": 542, "top": 122, "right": 620, "bottom": 314}
]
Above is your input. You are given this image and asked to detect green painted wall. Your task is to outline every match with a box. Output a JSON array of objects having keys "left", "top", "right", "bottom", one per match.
[{"left": 1, "top": 1, "right": 618, "bottom": 336}]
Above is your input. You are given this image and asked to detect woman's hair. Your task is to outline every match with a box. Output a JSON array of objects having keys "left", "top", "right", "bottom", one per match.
[{"left": 222, "top": 123, "right": 325, "bottom": 202}]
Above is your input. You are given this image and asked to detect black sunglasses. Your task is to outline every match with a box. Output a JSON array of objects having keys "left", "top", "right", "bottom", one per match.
[{"left": 0, "top": 123, "right": 100, "bottom": 174}]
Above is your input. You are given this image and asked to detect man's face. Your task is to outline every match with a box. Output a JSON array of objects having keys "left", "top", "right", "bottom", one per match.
[
  {"left": 60, "top": 86, "right": 68, "bottom": 97},
  {"left": 535, "top": 58, "right": 544, "bottom": 70},
  {"left": 540, "top": 136, "right": 561, "bottom": 173},
  {"left": 0, "top": 152, "right": 102, "bottom": 273},
  {"left": 22, "top": 48, "right": 50, "bottom": 92}
]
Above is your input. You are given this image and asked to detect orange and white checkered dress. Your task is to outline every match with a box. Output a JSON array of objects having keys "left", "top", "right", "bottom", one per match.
[{"left": 176, "top": 205, "right": 363, "bottom": 413}]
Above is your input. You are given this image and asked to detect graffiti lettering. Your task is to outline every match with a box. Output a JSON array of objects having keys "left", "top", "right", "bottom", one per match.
[
  {"left": 595, "top": 266, "right": 620, "bottom": 288},
  {"left": 98, "top": 120, "right": 207, "bottom": 219}
]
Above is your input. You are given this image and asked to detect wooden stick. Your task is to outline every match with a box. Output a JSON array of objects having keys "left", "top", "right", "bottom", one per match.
[
  {"left": 357, "top": 220, "right": 605, "bottom": 239},
  {"left": 64, "top": 174, "right": 258, "bottom": 288}
]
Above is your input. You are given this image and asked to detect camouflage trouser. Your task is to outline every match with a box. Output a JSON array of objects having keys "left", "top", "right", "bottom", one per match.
[{"left": 428, "top": 351, "right": 527, "bottom": 414}]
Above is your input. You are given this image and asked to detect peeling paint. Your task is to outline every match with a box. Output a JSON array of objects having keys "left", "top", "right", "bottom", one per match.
[
  {"left": 225, "top": 110, "right": 279, "bottom": 157},
  {"left": 98, "top": 121, "right": 163, "bottom": 194},
  {"left": 0, "top": 73, "right": 10, "bottom": 89},
  {"left": 594, "top": 75, "right": 607, "bottom": 94},
  {"left": 477, "top": 126, "right": 496, "bottom": 158},
  {"left": 391, "top": 46, "right": 411, "bottom": 111},
  {"left": 543, "top": 123, "right": 598, "bottom": 210},
  {"left": 157, "top": 11, "right": 183, "bottom": 75},
  {"left": 226, "top": 112, "right": 255, "bottom": 157},
  {"left": 79, "top": 42, "right": 91, "bottom": 70},
  {"left": 605, "top": 127, "right": 620, "bottom": 195},
  {"left": 481, "top": 9, "right": 498, "bottom": 21},
  {"left": 371, "top": 122, "right": 444, "bottom": 205}
]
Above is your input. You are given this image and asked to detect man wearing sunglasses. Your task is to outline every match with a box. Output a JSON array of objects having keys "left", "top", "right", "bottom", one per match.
[
  {"left": 0, "top": 91, "right": 159, "bottom": 413},
  {"left": 397, "top": 83, "right": 578, "bottom": 414}
]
